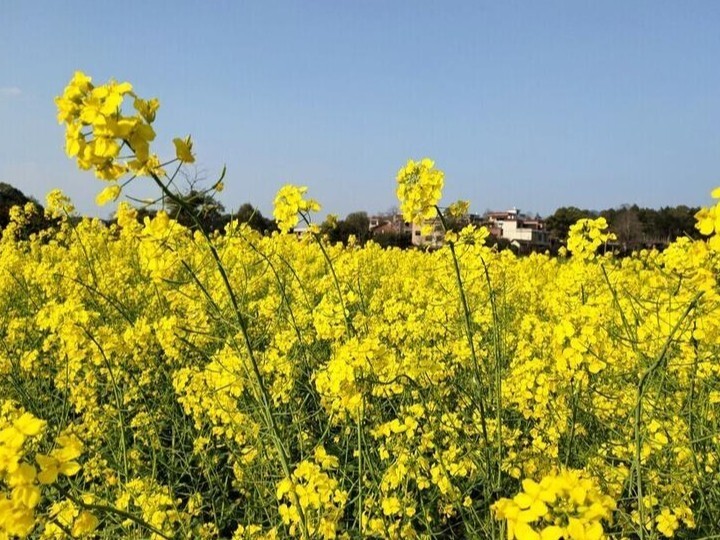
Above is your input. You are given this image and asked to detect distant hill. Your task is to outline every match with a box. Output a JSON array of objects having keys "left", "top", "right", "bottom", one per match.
[
  {"left": 0, "top": 182, "right": 52, "bottom": 236},
  {"left": 0, "top": 182, "right": 41, "bottom": 228}
]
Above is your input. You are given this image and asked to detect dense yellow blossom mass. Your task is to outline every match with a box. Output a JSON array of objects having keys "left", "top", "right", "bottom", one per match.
[
  {"left": 0, "top": 71, "right": 719, "bottom": 538},
  {"left": 395, "top": 158, "right": 445, "bottom": 224}
]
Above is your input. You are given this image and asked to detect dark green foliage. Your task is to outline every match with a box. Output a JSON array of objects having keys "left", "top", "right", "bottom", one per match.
[
  {"left": 322, "top": 211, "right": 372, "bottom": 245},
  {"left": 231, "top": 203, "right": 278, "bottom": 234},
  {"left": 601, "top": 204, "right": 702, "bottom": 248},
  {"left": 164, "top": 189, "right": 226, "bottom": 231},
  {"left": 0, "top": 182, "right": 55, "bottom": 237},
  {"left": 545, "top": 206, "right": 597, "bottom": 241},
  {"left": 372, "top": 231, "right": 412, "bottom": 249}
]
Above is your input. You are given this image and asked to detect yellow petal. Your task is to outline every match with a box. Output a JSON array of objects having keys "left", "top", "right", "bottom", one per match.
[
  {"left": 12, "top": 484, "right": 41, "bottom": 508},
  {"left": 540, "top": 526, "right": 566, "bottom": 540},
  {"left": 14, "top": 413, "right": 46, "bottom": 436},
  {"left": 8, "top": 463, "right": 36, "bottom": 486},
  {"left": 0, "top": 427, "right": 25, "bottom": 448},
  {"left": 514, "top": 522, "right": 541, "bottom": 540},
  {"left": 38, "top": 467, "right": 59, "bottom": 485},
  {"left": 96, "top": 184, "right": 122, "bottom": 206},
  {"left": 72, "top": 511, "right": 99, "bottom": 536},
  {"left": 173, "top": 136, "right": 195, "bottom": 163},
  {"left": 59, "top": 461, "right": 81, "bottom": 477}
]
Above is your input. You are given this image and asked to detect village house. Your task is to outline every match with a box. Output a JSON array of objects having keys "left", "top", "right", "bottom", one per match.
[
  {"left": 410, "top": 218, "right": 445, "bottom": 248},
  {"left": 406, "top": 208, "right": 549, "bottom": 249},
  {"left": 368, "top": 213, "right": 412, "bottom": 235},
  {"left": 484, "top": 207, "right": 549, "bottom": 247},
  {"left": 409, "top": 213, "right": 484, "bottom": 248}
]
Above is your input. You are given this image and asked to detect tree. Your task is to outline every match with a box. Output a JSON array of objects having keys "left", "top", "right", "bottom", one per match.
[
  {"left": 343, "top": 212, "right": 371, "bottom": 243},
  {"left": 0, "top": 182, "right": 35, "bottom": 229},
  {"left": 545, "top": 206, "right": 596, "bottom": 241},
  {"left": 232, "top": 203, "right": 277, "bottom": 234},
  {"left": 0, "top": 182, "right": 52, "bottom": 236},
  {"left": 164, "top": 189, "right": 226, "bottom": 231},
  {"left": 604, "top": 204, "right": 702, "bottom": 245},
  {"left": 606, "top": 205, "right": 643, "bottom": 247},
  {"left": 322, "top": 211, "right": 371, "bottom": 245},
  {"left": 372, "top": 231, "right": 412, "bottom": 249},
  {"left": 653, "top": 206, "right": 701, "bottom": 241}
]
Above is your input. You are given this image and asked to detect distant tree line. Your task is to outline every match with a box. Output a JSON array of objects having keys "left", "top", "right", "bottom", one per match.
[
  {"left": 0, "top": 183, "right": 278, "bottom": 237},
  {"left": 0, "top": 182, "right": 705, "bottom": 252},
  {"left": 146, "top": 190, "right": 278, "bottom": 235},
  {"left": 545, "top": 204, "right": 702, "bottom": 248}
]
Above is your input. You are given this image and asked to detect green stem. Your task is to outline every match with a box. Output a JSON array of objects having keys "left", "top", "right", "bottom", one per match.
[
  {"left": 67, "top": 493, "right": 173, "bottom": 540},
  {"left": 81, "top": 327, "right": 129, "bottom": 479},
  {"left": 146, "top": 170, "right": 309, "bottom": 539},
  {"left": 434, "top": 207, "right": 494, "bottom": 536},
  {"left": 480, "top": 257, "right": 504, "bottom": 492},
  {"left": 303, "top": 214, "right": 354, "bottom": 336},
  {"left": 631, "top": 291, "right": 702, "bottom": 539}
]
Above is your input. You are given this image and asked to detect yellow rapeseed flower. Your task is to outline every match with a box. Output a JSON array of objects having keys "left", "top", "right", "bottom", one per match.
[
  {"left": 173, "top": 136, "right": 195, "bottom": 163},
  {"left": 272, "top": 185, "right": 321, "bottom": 233},
  {"left": 396, "top": 157, "right": 444, "bottom": 224}
]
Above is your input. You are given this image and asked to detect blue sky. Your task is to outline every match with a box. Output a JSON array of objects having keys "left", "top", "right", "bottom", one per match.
[{"left": 2, "top": 1, "right": 720, "bottom": 218}]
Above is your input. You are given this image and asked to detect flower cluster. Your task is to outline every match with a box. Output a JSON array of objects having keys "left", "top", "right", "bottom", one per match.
[
  {"left": 0, "top": 405, "right": 92, "bottom": 538},
  {"left": 396, "top": 158, "right": 444, "bottom": 224},
  {"left": 492, "top": 470, "right": 616, "bottom": 540},
  {"left": 0, "top": 410, "right": 46, "bottom": 537},
  {"left": 55, "top": 71, "right": 158, "bottom": 181},
  {"left": 272, "top": 185, "right": 321, "bottom": 233},
  {"left": 276, "top": 451, "right": 347, "bottom": 539},
  {"left": 444, "top": 223, "right": 490, "bottom": 246},
  {"left": 55, "top": 71, "right": 195, "bottom": 205},
  {"left": 694, "top": 187, "right": 720, "bottom": 250},
  {"left": 36, "top": 434, "right": 83, "bottom": 485},
  {"left": 566, "top": 217, "right": 616, "bottom": 260}
]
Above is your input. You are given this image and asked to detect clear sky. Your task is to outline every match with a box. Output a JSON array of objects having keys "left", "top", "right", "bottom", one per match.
[{"left": 2, "top": 1, "right": 720, "bottom": 219}]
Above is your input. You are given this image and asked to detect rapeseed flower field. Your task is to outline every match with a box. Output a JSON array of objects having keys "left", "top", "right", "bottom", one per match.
[{"left": 1, "top": 72, "right": 719, "bottom": 539}]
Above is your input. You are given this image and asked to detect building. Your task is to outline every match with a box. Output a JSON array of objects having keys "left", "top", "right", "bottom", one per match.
[
  {"left": 484, "top": 207, "right": 549, "bottom": 247},
  {"left": 368, "top": 213, "right": 412, "bottom": 236},
  {"left": 292, "top": 225, "right": 312, "bottom": 239},
  {"left": 369, "top": 207, "right": 549, "bottom": 250},
  {"left": 411, "top": 218, "right": 445, "bottom": 248}
]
